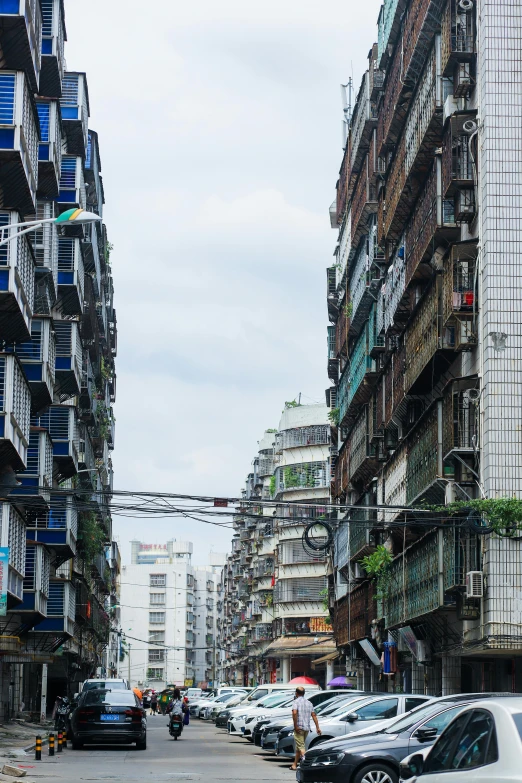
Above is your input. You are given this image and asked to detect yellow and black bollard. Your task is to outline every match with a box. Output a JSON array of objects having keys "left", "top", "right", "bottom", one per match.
[
  {"left": 49, "top": 732, "right": 55, "bottom": 757},
  {"left": 35, "top": 735, "right": 42, "bottom": 761},
  {"left": 57, "top": 731, "right": 63, "bottom": 753}
]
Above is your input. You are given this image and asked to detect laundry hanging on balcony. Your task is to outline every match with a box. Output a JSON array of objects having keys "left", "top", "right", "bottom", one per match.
[{"left": 382, "top": 640, "right": 398, "bottom": 675}]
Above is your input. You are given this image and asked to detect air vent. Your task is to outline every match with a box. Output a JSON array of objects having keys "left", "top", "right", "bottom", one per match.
[{"left": 466, "top": 571, "right": 483, "bottom": 599}]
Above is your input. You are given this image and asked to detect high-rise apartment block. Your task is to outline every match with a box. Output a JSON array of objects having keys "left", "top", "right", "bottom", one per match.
[
  {"left": 218, "top": 403, "right": 337, "bottom": 687},
  {"left": 327, "top": 0, "right": 522, "bottom": 693},
  {"left": 0, "top": 0, "right": 117, "bottom": 719}
]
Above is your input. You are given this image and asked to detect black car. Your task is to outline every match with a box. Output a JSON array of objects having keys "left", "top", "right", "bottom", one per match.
[
  {"left": 70, "top": 688, "right": 147, "bottom": 750},
  {"left": 296, "top": 693, "right": 520, "bottom": 783}
]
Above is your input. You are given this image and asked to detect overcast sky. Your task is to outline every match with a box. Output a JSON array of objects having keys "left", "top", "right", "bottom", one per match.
[{"left": 65, "top": 0, "right": 380, "bottom": 565}]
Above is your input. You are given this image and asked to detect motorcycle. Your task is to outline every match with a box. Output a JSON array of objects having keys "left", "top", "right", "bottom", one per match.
[
  {"left": 168, "top": 714, "right": 184, "bottom": 740},
  {"left": 54, "top": 697, "right": 71, "bottom": 734}
]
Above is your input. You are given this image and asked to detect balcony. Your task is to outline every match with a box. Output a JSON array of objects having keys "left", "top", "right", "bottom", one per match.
[
  {"left": 377, "top": 0, "right": 405, "bottom": 64},
  {"left": 30, "top": 579, "right": 75, "bottom": 641},
  {"left": 442, "top": 240, "right": 478, "bottom": 350},
  {"left": 0, "top": 71, "right": 38, "bottom": 213},
  {"left": 19, "top": 542, "right": 50, "bottom": 619},
  {"left": 253, "top": 623, "right": 272, "bottom": 642},
  {"left": 13, "top": 427, "right": 52, "bottom": 507},
  {"left": 405, "top": 407, "right": 444, "bottom": 505},
  {"left": 56, "top": 155, "right": 85, "bottom": 208},
  {"left": 53, "top": 319, "right": 81, "bottom": 396},
  {"left": 33, "top": 404, "right": 78, "bottom": 479},
  {"left": 0, "top": 0, "right": 41, "bottom": 92},
  {"left": 347, "top": 407, "right": 382, "bottom": 487},
  {"left": 56, "top": 236, "right": 84, "bottom": 315},
  {"left": 442, "top": 383, "right": 479, "bottom": 461},
  {"left": 60, "top": 72, "right": 89, "bottom": 157},
  {"left": 280, "top": 425, "right": 330, "bottom": 450},
  {"left": 39, "top": 0, "right": 65, "bottom": 97},
  {"left": 344, "top": 581, "right": 374, "bottom": 643},
  {"left": 404, "top": 279, "right": 454, "bottom": 394},
  {"left": 9, "top": 318, "right": 55, "bottom": 413},
  {"left": 85, "top": 131, "right": 104, "bottom": 217},
  {"left": 27, "top": 494, "right": 77, "bottom": 563},
  {"left": 0, "top": 354, "right": 30, "bottom": 470},
  {"left": 36, "top": 99, "right": 61, "bottom": 197},
  {"left": 273, "top": 461, "right": 329, "bottom": 496},
  {"left": 0, "top": 211, "right": 34, "bottom": 342},
  {"left": 441, "top": 0, "right": 475, "bottom": 77},
  {"left": 274, "top": 576, "right": 327, "bottom": 608},
  {"left": 31, "top": 201, "right": 58, "bottom": 314},
  {"left": 350, "top": 158, "right": 377, "bottom": 261},
  {"left": 0, "top": 504, "right": 25, "bottom": 605},
  {"left": 349, "top": 242, "right": 381, "bottom": 338},
  {"left": 338, "top": 327, "right": 378, "bottom": 426},
  {"left": 442, "top": 115, "right": 475, "bottom": 196},
  {"left": 349, "top": 72, "right": 378, "bottom": 190},
  {"left": 326, "top": 265, "right": 338, "bottom": 322},
  {"left": 327, "top": 324, "right": 338, "bottom": 382},
  {"left": 335, "top": 145, "right": 349, "bottom": 226}
]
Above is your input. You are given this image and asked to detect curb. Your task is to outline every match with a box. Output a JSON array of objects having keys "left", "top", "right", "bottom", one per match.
[{"left": 23, "top": 737, "right": 49, "bottom": 753}]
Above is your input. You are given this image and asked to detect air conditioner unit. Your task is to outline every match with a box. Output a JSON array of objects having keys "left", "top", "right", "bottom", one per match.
[
  {"left": 466, "top": 571, "right": 483, "bottom": 599},
  {"left": 455, "top": 190, "right": 476, "bottom": 223},
  {"left": 416, "top": 640, "right": 431, "bottom": 662},
  {"left": 454, "top": 62, "right": 474, "bottom": 98}
]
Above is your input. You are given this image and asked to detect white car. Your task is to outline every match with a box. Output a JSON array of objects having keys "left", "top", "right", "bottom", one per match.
[
  {"left": 399, "top": 697, "right": 522, "bottom": 783},
  {"left": 227, "top": 690, "right": 294, "bottom": 734},
  {"left": 199, "top": 692, "right": 244, "bottom": 719}
]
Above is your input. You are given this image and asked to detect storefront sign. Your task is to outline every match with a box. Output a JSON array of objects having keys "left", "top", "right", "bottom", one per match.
[
  {"left": 0, "top": 548, "right": 9, "bottom": 616},
  {"left": 310, "top": 617, "right": 332, "bottom": 633}
]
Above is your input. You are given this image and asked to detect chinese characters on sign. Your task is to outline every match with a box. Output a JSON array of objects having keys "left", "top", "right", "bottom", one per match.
[
  {"left": 0, "top": 548, "right": 9, "bottom": 616},
  {"left": 309, "top": 617, "right": 332, "bottom": 633}
]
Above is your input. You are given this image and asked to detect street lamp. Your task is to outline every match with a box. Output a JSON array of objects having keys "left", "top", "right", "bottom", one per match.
[{"left": 0, "top": 208, "right": 102, "bottom": 248}]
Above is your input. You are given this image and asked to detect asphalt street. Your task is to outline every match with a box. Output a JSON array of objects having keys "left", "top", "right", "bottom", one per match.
[{"left": 6, "top": 718, "right": 294, "bottom": 783}]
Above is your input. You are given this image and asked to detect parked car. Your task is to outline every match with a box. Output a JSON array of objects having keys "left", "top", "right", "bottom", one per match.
[
  {"left": 399, "top": 697, "right": 522, "bottom": 783},
  {"left": 80, "top": 678, "right": 130, "bottom": 692},
  {"left": 190, "top": 688, "right": 248, "bottom": 716},
  {"left": 221, "top": 690, "right": 294, "bottom": 730},
  {"left": 69, "top": 688, "right": 147, "bottom": 750},
  {"left": 199, "top": 691, "right": 244, "bottom": 719},
  {"left": 296, "top": 693, "right": 521, "bottom": 783}
]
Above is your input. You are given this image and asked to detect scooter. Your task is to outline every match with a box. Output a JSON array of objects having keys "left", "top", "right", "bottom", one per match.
[{"left": 168, "top": 714, "right": 183, "bottom": 740}]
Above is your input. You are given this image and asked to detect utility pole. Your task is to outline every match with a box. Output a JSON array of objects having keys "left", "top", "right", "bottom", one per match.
[
  {"left": 212, "top": 642, "right": 216, "bottom": 688},
  {"left": 127, "top": 643, "right": 131, "bottom": 686},
  {"left": 40, "top": 664, "right": 48, "bottom": 723}
]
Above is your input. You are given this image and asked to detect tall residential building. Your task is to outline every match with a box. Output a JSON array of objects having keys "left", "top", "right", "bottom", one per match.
[
  {"left": 120, "top": 543, "right": 225, "bottom": 690},
  {"left": 0, "top": 0, "right": 117, "bottom": 719},
  {"left": 327, "top": 0, "right": 522, "bottom": 694},
  {"left": 219, "top": 403, "right": 336, "bottom": 687}
]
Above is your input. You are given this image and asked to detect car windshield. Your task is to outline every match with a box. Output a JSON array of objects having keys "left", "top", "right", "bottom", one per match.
[
  {"left": 83, "top": 690, "right": 137, "bottom": 707},
  {"left": 327, "top": 697, "right": 369, "bottom": 717},
  {"left": 83, "top": 681, "right": 126, "bottom": 691},
  {"left": 383, "top": 700, "right": 449, "bottom": 734},
  {"left": 315, "top": 696, "right": 351, "bottom": 715},
  {"left": 216, "top": 693, "right": 237, "bottom": 703},
  {"left": 264, "top": 693, "right": 293, "bottom": 708}
]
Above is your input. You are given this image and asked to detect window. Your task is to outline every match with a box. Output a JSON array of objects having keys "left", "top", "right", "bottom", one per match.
[
  {"left": 449, "top": 710, "right": 497, "bottom": 770},
  {"left": 83, "top": 690, "right": 137, "bottom": 707},
  {"left": 150, "top": 574, "right": 166, "bottom": 587},
  {"left": 147, "top": 668, "right": 163, "bottom": 680},
  {"left": 354, "top": 698, "right": 399, "bottom": 721},
  {"left": 424, "top": 713, "right": 472, "bottom": 773},
  {"left": 511, "top": 712, "right": 522, "bottom": 741},
  {"left": 405, "top": 698, "right": 429, "bottom": 712},
  {"left": 148, "top": 649, "right": 165, "bottom": 663},
  {"left": 420, "top": 706, "right": 464, "bottom": 735},
  {"left": 149, "top": 593, "right": 165, "bottom": 606},
  {"left": 149, "top": 630, "right": 165, "bottom": 643},
  {"left": 149, "top": 612, "right": 165, "bottom": 625}
]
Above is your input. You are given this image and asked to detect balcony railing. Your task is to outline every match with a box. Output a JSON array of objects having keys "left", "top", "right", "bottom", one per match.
[
  {"left": 280, "top": 425, "right": 330, "bottom": 450},
  {"left": 33, "top": 404, "right": 79, "bottom": 478},
  {"left": 442, "top": 384, "right": 479, "bottom": 459},
  {"left": 350, "top": 158, "right": 377, "bottom": 260},
  {"left": 336, "top": 146, "right": 349, "bottom": 226},
  {"left": 442, "top": 241, "right": 478, "bottom": 338},
  {"left": 405, "top": 407, "right": 442, "bottom": 505},
  {"left": 20, "top": 543, "right": 50, "bottom": 617},
  {"left": 0, "top": 71, "right": 38, "bottom": 212},
  {"left": 0, "top": 210, "right": 35, "bottom": 342},
  {"left": 442, "top": 116, "right": 475, "bottom": 195},
  {"left": 60, "top": 72, "right": 89, "bottom": 157},
  {"left": 274, "top": 461, "right": 329, "bottom": 494},
  {"left": 56, "top": 155, "right": 86, "bottom": 208},
  {"left": 36, "top": 99, "right": 61, "bottom": 199},
  {"left": 0, "top": 0, "right": 41, "bottom": 92},
  {"left": 85, "top": 131, "right": 104, "bottom": 217},
  {"left": 349, "top": 242, "right": 381, "bottom": 338},
  {"left": 441, "top": 0, "right": 475, "bottom": 76},
  {"left": 31, "top": 201, "right": 58, "bottom": 313},
  {"left": 33, "top": 579, "right": 75, "bottom": 636},
  {"left": 14, "top": 427, "right": 52, "bottom": 505},
  {"left": 377, "top": 0, "right": 403, "bottom": 63},
  {"left": 53, "top": 319, "right": 82, "bottom": 397},
  {"left": 56, "top": 236, "right": 84, "bottom": 315},
  {"left": 8, "top": 318, "right": 55, "bottom": 413},
  {"left": 27, "top": 494, "right": 78, "bottom": 561},
  {"left": 349, "top": 504, "right": 379, "bottom": 560},
  {"left": 0, "top": 354, "right": 31, "bottom": 470},
  {"left": 349, "top": 71, "right": 378, "bottom": 187},
  {"left": 347, "top": 407, "right": 381, "bottom": 487},
  {"left": 40, "top": 0, "right": 65, "bottom": 97},
  {"left": 274, "top": 576, "right": 327, "bottom": 603},
  {"left": 0, "top": 504, "right": 25, "bottom": 603},
  {"left": 338, "top": 327, "right": 378, "bottom": 425}
]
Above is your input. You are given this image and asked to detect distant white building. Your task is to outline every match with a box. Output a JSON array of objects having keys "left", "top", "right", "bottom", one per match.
[{"left": 120, "top": 542, "right": 226, "bottom": 690}]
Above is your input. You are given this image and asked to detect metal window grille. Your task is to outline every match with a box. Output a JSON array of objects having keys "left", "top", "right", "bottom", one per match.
[
  {"left": 150, "top": 574, "right": 166, "bottom": 586},
  {"left": 278, "top": 541, "right": 326, "bottom": 565},
  {"left": 23, "top": 545, "right": 36, "bottom": 590},
  {"left": 15, "top": 320, "right": 42, "bottom": 360},
  {"left": 149, "top": 630, "right": 165, "bottom": 643},
  {"left": 16, "top": 232, "right": 34, "bottom": 312},
  {"left": 0, "top": 213, "right": 9, "bottom": 266},
  {"left": 12, "top": 360, "right": 30, "bottom": 442},
  {"left": 274, "top": 576, "right": 327, "bottom": 603},
  {"left": 0, "top": 357, "right": 5, "bottom": 412},
  {"left": 25, "top": 431, "right": 40, "bottom": 474},
  {"left": 61, "top": 74, "right": 78, "bottom": 106},
  {"left": 41, "top": 0, "right": 53, "bottom": 37},
  {"left": 47, "top": 581, "right": 64, "bottom": 616},
  {"left": 67, "top": 582, "right": 75, "bottom": 619},
  {"left": 149, "top": 612, "right": 165, "bottom": 624},
  {"left": 35, "top": 405, "right": 70, "bottom": 440},
  {"left": 41, "top": 548, "right": 50, "bottom": 598},
  {"left": 57, "top": 237, "right": 74, "bottom": 271},
  {"left": 147, "top": 668, "right": 163, "bottom": 680},
  {"left": 149, "top": 593, "right": 165, "bottom": 605},
  {"left": 9, "top": 506, "right": 26, "bottom": 576},
  {"left": 0, "top": 74, "right": 15, "bottom": 125},
  {"left": 148, "top": 649, "right": 165, "bottom": 662},
  {"left": 36, "top": 102, "right": 50, "bottom": 142},
  {"left": 53, "top": 321, "right": 72, "bottom": 355},
  {"left": 21, "top": 76, "right": 38, "bottom": 183},
  {"left": 86, "top": 133, "right": 92, "bottom": 168},
  {"left": 59, "top": 156, "right": 77, "bottom": 189}
]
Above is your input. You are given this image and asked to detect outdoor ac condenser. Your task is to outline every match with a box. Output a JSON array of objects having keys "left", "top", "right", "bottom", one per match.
[{"left": 466, "top": 571, "right": 483, "bottom": 599}]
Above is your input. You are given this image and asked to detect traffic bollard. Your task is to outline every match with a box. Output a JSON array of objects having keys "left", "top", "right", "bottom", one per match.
[
  {"left": 35, "top": 736, "right": 42, "bottom": 761},
  {"left": 49, "top": 732, "right": 54, "bottom": 757},
  {"left": 57, "top": 731, "right": 62, "bottom": 752}
]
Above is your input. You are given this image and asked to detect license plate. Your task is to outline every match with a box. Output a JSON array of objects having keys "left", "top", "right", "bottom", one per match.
[
  {"left": 241, "top": 727, "right": 245, "bottom": 733},
  {"left": 101, "top": 714, "right": 119, "bottom": 722}
]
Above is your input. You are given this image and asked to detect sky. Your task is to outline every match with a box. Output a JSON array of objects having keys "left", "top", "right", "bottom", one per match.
[{"left": 65, "top": 0, "right": 381, "bottom": 565}]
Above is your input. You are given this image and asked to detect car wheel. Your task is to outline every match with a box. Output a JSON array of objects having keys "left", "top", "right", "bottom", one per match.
[
  {"left": 352, "top": 763, "right": 398, "bottom": 783},
  {"left": 71, "top": 737, "right": 83, "bottom": 750},
  {"left": 136, "top": 737, "right": 147, "bottom": 750},
  {"left": 309, "top": 736, "right": 332, "bottom": 748}
]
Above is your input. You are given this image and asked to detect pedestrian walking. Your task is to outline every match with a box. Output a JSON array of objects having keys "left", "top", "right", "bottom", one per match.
[
  {"left": 290, "top": 686, "right": 321, "bottom": 771},
  {"left": 183, "top": 696, "right": 190, "bottom": 725},
  {"left": 150, "top": 692, "right": 158, "bottom": 715}
]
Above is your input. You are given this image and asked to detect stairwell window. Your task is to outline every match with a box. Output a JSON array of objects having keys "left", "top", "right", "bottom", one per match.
[
  {"left": 149, "top": 612, "right": 165, "bottom": 625},
  {"left": 149, "top": 630, "right": 165, "bottom": 643},
  {"left": 150, "top": 574, "right": 166, "bottom": 587},
  {"left": 148, "top": 649, "right": 165, "bottom": 663},
  {"left": 150, "top": 593, "right": 165, "bottom": 606}
]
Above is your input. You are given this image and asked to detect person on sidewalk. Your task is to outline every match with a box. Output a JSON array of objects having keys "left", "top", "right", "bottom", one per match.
[
  {"left": 290, "top": 686, "right": 321, "bottom": 771},
  {"left": 150, "top": 693, "right": 158, "bottom": 715}
]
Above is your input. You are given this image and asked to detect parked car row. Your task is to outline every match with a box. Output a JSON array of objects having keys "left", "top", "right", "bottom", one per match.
[{"left": 206, "top": 685, "right": 522, "bottom": 783}]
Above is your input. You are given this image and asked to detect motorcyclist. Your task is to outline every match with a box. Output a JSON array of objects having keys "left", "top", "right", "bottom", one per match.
[
  {"left": 54, "top": 696, "right": 70, "bottom": 731},
  {"left": 168, "top": 689, "right": 184, "bottom": 734}
]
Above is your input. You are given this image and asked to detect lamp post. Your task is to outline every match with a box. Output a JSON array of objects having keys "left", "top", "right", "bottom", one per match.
[{"left": 0, "top": 208, "right": 102, "bottom": 248}]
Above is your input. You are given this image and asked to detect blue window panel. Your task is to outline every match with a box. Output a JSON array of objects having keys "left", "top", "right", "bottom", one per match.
[
  {"left": 21, "top": 363, "right": 43, "bottom": 381},
  {"left": 0, "top": 74, "right": 15, "bottom": 125},
  {"left": 55, "top": 357, "right": 71, "bottom": 370},
  {"left": 20, "top": 593, "right": 36, "bottom": 611},
  {"left": 36, "top": 103, "right": 50, "bottom": 142},
  {"left": 61, "top": 107, "right": 78, "bottom": 120},
  {"left": 38, "top": 143, "right": 50, "bottom": 161},
  {"left": 41, "top": 0, "right": 53, "bottom": 37},
  {"left": 0, "top": 1, "right": 20, "bottom": 14},
  {"left": 86, "top": 134, "right": 92, "bottom": 168},
  {"left": 0, "top": 270, "right": 8, "bottom": 289},
  {"left": 41, "top": 39, "right": 53, "bottom": 55},
  {"left": 58, "top": 271, "right": 73, "bottom": 285},
  {"left": 59, "top": 158, "right": 76, "bottom": 189},
  {"left": 0, "top": 129, "right": 14, "bottom": 148},
  {"left": 53, "top": 443, "right": 70, "bottom": 456},
  {"left": 0, "top": 416, "right": 4, "bottom": 437},
  {"left": 57, "top": 190, "right": 78, "bottom": 203},
  {"left": 47, "top": 581, "right": 64, "bottom": 615},
  {"left": 35, "top": 530, "right": 67, "bottom": 544}
]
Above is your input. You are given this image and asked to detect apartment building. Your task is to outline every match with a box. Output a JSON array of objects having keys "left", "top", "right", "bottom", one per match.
[
  {"left": 219, "top": 403, "right": 336, "bottom": 687},
  {"left": 193, "top": 555, "right": 226, "bottom": 687},
  {"left": 0, "top": 0, "right": 117, "bottom": 719},
  {"left": 327, "top": 0, "right": 522, "bottom": 694}
]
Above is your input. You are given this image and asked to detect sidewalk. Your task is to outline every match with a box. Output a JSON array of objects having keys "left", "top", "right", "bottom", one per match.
[{"left": 0, "top": 720, "right": 54, "bottom": 780}]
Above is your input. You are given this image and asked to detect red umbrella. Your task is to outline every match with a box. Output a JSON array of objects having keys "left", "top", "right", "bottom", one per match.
[{"left": 288, "top": 676, "right": 319, "bottom": 685}]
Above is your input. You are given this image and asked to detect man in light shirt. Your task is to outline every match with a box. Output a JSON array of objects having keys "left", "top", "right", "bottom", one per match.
[{"left": 291, "top": 686, "right": 321, "bottom": 771}]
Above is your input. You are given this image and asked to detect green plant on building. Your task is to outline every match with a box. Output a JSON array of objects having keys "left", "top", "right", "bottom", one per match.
[
  {"left": 360, "top": 545, "right": 393, "bottom": 601},
  {"left": 427, "top": 497, "right": 522, "bottom": 538},
  {"left": 78, "top": 512, "right": 106, "bottom": 563},
  {"left": 328, "top": 407, "right": 340, "bottom": 426},
  {"left": 269, "top": 475, "right": 276, "bottom": 497}
]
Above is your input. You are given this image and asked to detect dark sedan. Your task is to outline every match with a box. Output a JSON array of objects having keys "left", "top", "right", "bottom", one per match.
[
  {"left": 70, "top": 688, "right": 147, "bottom": 750},
  {"left": 296, "top": 693, "right": 520, "bottom": 783}
]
